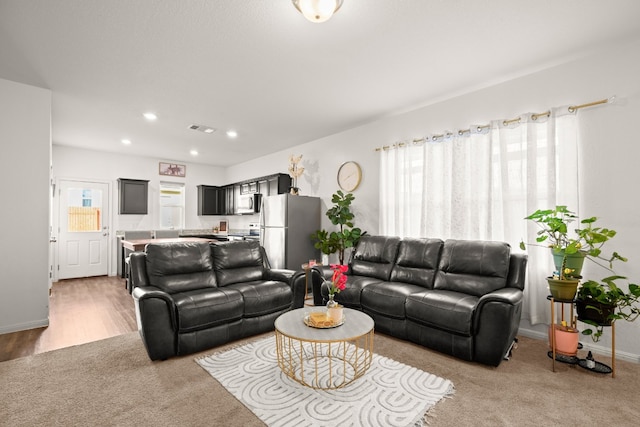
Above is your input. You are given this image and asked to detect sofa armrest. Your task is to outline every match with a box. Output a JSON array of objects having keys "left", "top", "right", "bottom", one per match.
[
  {"left": 507, "top": 252, "right": 528, "bottom": 290},
  {"left": 473, "top": 288, "right": 524, "bottom": 366},
  {"left": 310, "top": 266, "right": 332, "bottom": 305},
  {"left": 129, "top": 252, "right": 150, "bottom": 289},
  {"left": 266, "top": 268, "right": 295, "bottom": 283},
  {"left": 265, "top": 268, "right": 306, "bottom": 309},
  {"left": 132, "top": 286, "right": 178, "bottom": 361}
]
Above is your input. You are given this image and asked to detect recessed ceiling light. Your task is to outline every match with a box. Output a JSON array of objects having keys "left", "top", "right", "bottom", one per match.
[
  {"left": 121, "top": 139, "right": 131, "bottom": 145},
  {"left": 226, "top": 130, "right": 238, "bottom": 138},
  {"left": 190, "top": 150, "right": 199, "bottom": 156},
  {"left": 143, "top": 112, "right": 157, "bottom": 121}
]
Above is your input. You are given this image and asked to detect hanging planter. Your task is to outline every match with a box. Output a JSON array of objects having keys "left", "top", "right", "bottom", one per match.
[
  {"left": 576, "top": 298, "right": 615, "bottom": 326},
  {"left": 547, "top": 277, "right": 580, "bottom": 300}
]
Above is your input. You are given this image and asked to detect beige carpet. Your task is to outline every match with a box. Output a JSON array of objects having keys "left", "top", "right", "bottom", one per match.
[{"left": 1, "top": 331, "right": 638, "bottom": 426}]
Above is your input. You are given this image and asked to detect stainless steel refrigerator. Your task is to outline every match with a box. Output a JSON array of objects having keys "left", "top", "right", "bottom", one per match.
[{"left": 259, "top": 194, "right": 321, "bottom": 270}]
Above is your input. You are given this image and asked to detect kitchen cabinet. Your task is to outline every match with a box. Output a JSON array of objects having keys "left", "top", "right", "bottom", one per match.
[
  {"left": 198, "top": 173, "right": 289, "bottom": 216},
  {"left": 118, "top": 178, "right": 149, "bottom": 214},
  {"left": 266, "top": 173, "right": 292, "bottom": 195},
  {"left": 223, "top": 185, "right": 235, "bottom": 215},
  {"left": 197, "top": 185, "right": 225, "bottom": 215}
]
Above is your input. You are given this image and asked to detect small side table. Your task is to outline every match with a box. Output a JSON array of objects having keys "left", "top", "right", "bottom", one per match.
[{"left": 301, "top": 263, "right": 321, "bottom": 306}]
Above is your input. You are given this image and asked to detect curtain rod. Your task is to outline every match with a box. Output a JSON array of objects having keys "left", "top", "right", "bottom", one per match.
[{"left": 375, "top": 96, "right": 614, "bottom": 152}]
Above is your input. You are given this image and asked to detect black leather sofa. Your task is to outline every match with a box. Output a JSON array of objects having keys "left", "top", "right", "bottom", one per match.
[
  {"left": 130, "top": 240, "right": 306, "bottom": 360},
  {"left": 313, "top": 235, "right": 527, "bottom": 366}
]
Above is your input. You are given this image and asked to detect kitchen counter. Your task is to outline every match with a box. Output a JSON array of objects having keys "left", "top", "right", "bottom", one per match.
[{"left": 121, "top": 237, "right": 216, "bottom": 252}]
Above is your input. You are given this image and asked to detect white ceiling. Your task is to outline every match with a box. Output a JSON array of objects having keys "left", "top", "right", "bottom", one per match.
[{"left": 2, "top": 0, "right": 640, "bottom": 167}]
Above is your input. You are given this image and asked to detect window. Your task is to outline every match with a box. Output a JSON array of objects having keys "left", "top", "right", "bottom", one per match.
[
  {"left": 159, "top": 182, "right": 185, "bottom": 229},
  {"left": 67, "top": 187, "right": 102, "bottom": 232}
]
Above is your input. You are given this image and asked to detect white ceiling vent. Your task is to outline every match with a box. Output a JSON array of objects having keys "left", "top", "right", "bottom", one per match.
[{"left": 189, "top": 124, "right": 216, "bottom": 134}]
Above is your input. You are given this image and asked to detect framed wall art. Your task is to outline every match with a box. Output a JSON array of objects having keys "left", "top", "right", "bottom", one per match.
[{"left": 159, "top": 162, "right": 186, "bottom": 177}]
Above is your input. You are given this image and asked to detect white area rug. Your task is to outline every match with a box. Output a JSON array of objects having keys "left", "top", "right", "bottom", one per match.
[{"left": 196, "top": 337, "right": 454, "bottom": 427}]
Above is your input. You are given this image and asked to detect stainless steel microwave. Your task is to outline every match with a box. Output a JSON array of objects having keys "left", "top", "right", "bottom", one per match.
[{"left": 236, "top": 193, "right": 262, "bottom": 214}]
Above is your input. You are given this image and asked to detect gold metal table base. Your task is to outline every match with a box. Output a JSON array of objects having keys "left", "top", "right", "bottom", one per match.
[
  {"left": 274, "top": 307, "right": 375, "bottom": 390},
  {"left": 275, "top": 329, "right": 373, "bottom": 389}
]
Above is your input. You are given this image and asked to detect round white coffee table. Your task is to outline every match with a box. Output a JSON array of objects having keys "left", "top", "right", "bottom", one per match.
[{"left": 274, "top": 307, "right": 374, "bottom": 390}]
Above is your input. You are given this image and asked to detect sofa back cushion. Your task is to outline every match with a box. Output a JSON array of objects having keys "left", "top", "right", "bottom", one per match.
[
  {"left": 145, "top": 242, "right": 216, "bottom": 294},
  {"left": 434, "top": 239, "right": 511, "bottom": 297},
  {"left": 212, "top": 240, "right": 265, "bottom": 287},
  {"left": 389, "top": 238, "right": 444, "bottom": 288},
  {"left": 350, "top": 235, "right": 401, "bottom": 281}
]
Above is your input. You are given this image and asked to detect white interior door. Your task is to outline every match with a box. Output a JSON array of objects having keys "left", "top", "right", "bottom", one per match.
[{"left": 58, "top": 180, "right": 109, "bottom": 279}]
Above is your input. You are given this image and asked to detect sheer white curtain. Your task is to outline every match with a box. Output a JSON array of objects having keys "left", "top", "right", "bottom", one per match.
[{"left": 379, "top": 107, "right": 578, "bottom": 324}]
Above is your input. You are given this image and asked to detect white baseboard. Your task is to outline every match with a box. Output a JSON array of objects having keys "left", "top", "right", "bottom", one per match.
[
  {"left": 518, "top": 327, "right": 640, "bottom": 364},
  {"left": 0, "top": 319, "right": 49, "bottom": 335}
]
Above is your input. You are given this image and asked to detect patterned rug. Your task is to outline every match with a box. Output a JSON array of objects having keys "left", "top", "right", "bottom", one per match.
[{"left": 196, "top": 337, "right": 454, "bottom": 427}]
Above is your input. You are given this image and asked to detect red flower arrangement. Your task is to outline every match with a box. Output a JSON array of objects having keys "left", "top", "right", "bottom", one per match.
[{"left": 328, "top": 264, "right": 348, "bottom": 297}]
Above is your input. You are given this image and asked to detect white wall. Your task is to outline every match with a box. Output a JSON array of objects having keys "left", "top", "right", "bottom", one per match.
[
  {"left": 0, "top": 78, "right": 51, "bottom": 334},
  {"left": 227, "top": 38, "right": 640, "bottom": 361}
]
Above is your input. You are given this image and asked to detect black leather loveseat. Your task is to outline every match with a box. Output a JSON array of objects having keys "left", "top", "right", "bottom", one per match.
[
  {"left": 313, "top": 235, "right": 527, "bottom": 366},
  {"left": 130, "top": 240, "right": 306, "bottom": 360}
]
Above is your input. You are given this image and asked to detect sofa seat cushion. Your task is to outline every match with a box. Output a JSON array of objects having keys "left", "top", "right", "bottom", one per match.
[
  {"left": 225, "top": 280, "right": 292, "bottom": 317},
  {"left": 361, "top": 282, "right": 426, "bottom": 319},
  {"left": 173, "top": 288, "right": 243, "bottom": 333},
  {"left": 405, "top": 290, "right": 479, "bottom": 336}
]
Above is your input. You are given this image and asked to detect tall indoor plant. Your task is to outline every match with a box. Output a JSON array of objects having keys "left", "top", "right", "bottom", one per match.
[{"left": 311, "top": 190, "right": 363, "bottom": 265}]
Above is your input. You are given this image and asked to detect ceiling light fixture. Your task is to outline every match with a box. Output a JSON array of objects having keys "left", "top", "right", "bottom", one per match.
[
  {"left": 226, "top": 130, "right": 238, "bottom": 138},
  {"left": 189, "top": 124, "right": 216, "bottom": 134},
  {"left": 190, "top": 150, "right": 199, "bottom": 156},
  {"left": 143, "top": 112, "right": 157, "bottom": 121},
  {"left": 121, "top": 139, "right": 131, "bottom": 145},
  {"left": 292, "top": 0, "right": 343, "bottom": 23}
]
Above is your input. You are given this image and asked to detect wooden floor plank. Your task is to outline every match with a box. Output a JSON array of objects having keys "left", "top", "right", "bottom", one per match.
[{"left": 0, "top": 276, "right": 136, "bottom": 362}]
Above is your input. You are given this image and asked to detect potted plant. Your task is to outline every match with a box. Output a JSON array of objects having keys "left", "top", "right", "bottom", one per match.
[
  {"left": 310, "top": 190, "right": 363, "bottom": 265},
  {"left": 520, "top": 205, "right": 625, "bottom": 275},
  {"left": 576, "top": 276, "right": 640, "bottom": 342}
]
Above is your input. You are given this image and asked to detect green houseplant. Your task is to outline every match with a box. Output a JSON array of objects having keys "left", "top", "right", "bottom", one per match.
[
  {"left": 520, "top": 206, "right": 627, "bottom": 300},
  {"left": 520, "top": 205, "right": 625, "bottom": 274},
  {"left": 576, "top": 276, "right": 640, "bottom": 342},
  {"left": 310, "top": 190, "right": 363, "bottom": 265}
]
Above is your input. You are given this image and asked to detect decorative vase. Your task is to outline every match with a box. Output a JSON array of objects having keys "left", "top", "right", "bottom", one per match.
[
  {"left": 326, "top": 293, "right": 343, "bottom": 324},
  {"left": 551, "top": 248, "right": 586, "bottom": 277},
  {"left": 548, "top": 324, "right": 579, "bottom": 356},
  {"left": 576, "top": 298, "right": 615, "bottom": 326},
  {"left": 547, "top": 277, "right": 580, "bottom": 300}
]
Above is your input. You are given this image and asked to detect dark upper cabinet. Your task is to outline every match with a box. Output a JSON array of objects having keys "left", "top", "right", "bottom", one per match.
[
  {"left": 224, "top": 185, "right": 235, "bottom": 215},
  {"left": 197, "top": 185, "right": 226, "bottom": 215},
  {"left": 118, "top": 178, "right": 149, "bottom": 215},
  {"left": 268, "top": 173, "right": 292, "bottom": 195},
  {"left": 198, "top": 173, "right": 290, "bottom": 216}
]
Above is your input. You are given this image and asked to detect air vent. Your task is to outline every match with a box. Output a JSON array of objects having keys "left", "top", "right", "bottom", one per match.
[{"left": 189, "top": 124, "right": 216, "bottom": 134}]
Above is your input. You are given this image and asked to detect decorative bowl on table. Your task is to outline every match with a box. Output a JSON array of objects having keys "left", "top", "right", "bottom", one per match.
[{"left": 304, "top": 311, "right": 345, "bottom": 328}]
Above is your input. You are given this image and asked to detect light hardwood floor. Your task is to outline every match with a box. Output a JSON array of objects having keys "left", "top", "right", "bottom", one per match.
[{"left": 0, "top": 276, "right": 137, "bottom": 362}]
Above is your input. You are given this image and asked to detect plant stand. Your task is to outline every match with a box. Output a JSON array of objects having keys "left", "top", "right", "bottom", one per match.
[
  {"left": 548, "top": 295, "right": 578, "bottom": 372},
  {"left": 548, "top": 295, "right": 616, "bottom": 377}
]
